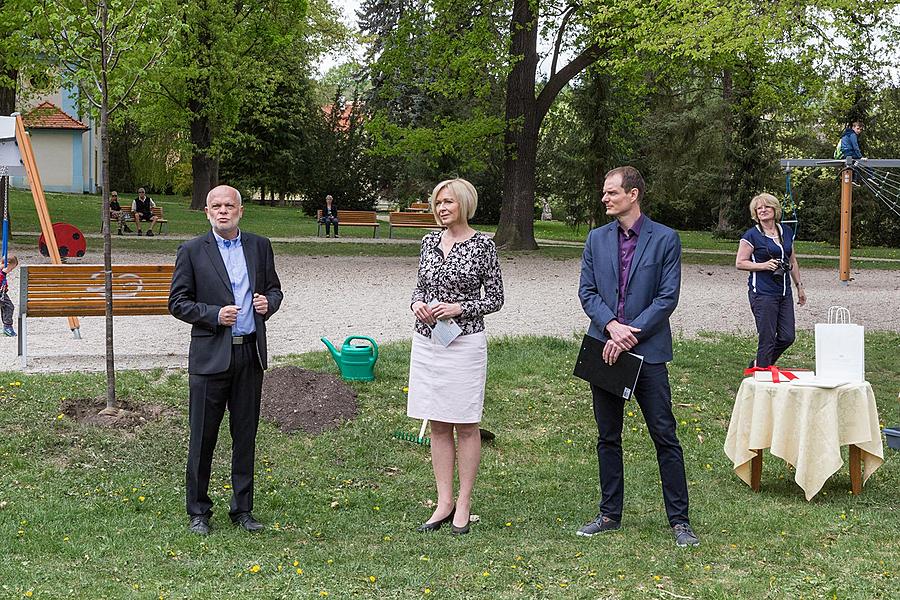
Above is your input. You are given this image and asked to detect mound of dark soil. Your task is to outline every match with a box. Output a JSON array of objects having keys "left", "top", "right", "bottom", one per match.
[
  {"left": 61, "top": 398, "right": 176, "bottom": 429},
  {"left": 261, "top": 366, "right": 358, "bottom": 434}
]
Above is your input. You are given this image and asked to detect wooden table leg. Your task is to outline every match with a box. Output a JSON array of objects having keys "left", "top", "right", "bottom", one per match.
[
  {"left": 751, "top": 449, "right": 763, "bottom": 492},
  {"left": 849, "top": 444, "right": 862, "bottom": 495}
]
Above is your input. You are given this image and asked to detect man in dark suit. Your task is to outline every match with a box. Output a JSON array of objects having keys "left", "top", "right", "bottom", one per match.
[
  {"left": 577, "top": 166, "right": 699, "bottom": 547},
  {"left": 169, "top": 184, "right": 283, "bottom": 535}
]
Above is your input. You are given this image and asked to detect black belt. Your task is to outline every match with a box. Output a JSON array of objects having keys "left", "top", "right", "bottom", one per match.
[{"left": 232, "top": 333, "right": 256, "bottom": 345}]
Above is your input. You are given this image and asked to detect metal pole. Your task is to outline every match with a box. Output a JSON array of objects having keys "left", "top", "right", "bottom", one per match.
[{"left": 839, "top": 167, "right": 853, "bottom": 283}]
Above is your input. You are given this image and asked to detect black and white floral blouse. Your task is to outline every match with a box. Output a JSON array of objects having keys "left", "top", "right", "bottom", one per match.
[{"left": 411, "top": 231, "right": 504, "bottom": 338}]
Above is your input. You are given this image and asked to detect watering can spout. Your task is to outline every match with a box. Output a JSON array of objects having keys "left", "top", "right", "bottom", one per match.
[{"left": 320, "top": 337, "right": 341, "bottom": 365}]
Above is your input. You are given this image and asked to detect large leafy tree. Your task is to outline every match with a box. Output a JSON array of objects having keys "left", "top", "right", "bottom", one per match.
[
  {"left": 140, "top": 0, "right": 347, "bottom": 209},
  {"left": 29, "top": 0, "right": 177, "bottom": 410}
]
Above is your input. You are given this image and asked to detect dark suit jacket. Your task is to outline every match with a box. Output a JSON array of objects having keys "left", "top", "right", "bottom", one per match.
[
  {"left": 169, "top": 230, "right": 283, "bottom": 374},
  {"left": 578, "top": 216, "right": 681, "bottom": 364}
]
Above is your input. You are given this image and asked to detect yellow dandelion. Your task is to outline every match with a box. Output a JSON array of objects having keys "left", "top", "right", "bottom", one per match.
[
  {"left": 402, "top": 387, "right": 409, "bottom": 393},
  {"left": 138, "top": 496, "right": 146, "bottom": 502},
  {"left": 63, "top": 536, "right": 69, "bottom": 541},
  {"left": 319, "top": 592, "right": 329, "bottom": 597},
  {"left": 293, "top": 560, "right": 299, "bottom": 567},
  {"left": 368, "top": 576, "right": 376, "bottom": 583},
  {"left": 56, "top": 414, "right": 64, "bottom": 420},
  {"left": 704, "top": 565, "right": 711, "bottom": 571},
  {"left": 277, "top": 565, "right": 282, "bottom": 572},
  {"left": 482, "top": 570, "right": 490, "bottom": 577},
  {"left": 653, "top": 575, "right": 661, "bottom": 581},
  {"left": 249, "top": 565, "right": 261, "bottom": 573},
  {"left": 505, "top": 522, "right": 512, "bottom": 527},
  {"left": 296, "top": 568, "right": 303, "bottom": 575},
  {"left": 383, "top": 535, "right": 392, "bottom": 541},
  {"left": 424, "top": 589, "right": 432, "bottom": 595},
  {"left": 373, "top": 506, "right": 380, "bottom": 511},
  {"left": 326, "top": 559, "right": 333, "bottom": 565},
  {"left": 25, "top": 592, "right": 33, "bottom": 598}
]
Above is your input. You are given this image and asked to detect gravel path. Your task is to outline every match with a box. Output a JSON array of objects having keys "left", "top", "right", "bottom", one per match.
[{"left": 2, "top": 246, "right": 898, "bottom": 373}]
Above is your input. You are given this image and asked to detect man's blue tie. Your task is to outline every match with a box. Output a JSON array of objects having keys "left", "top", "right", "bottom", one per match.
[{"left": 224, "top": 240, "right": 231, "bottom": 248}]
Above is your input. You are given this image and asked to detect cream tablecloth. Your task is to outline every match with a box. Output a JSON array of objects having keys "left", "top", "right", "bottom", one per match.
[{"left": 724, "top": 378, "right": 884, "bottom": 500}]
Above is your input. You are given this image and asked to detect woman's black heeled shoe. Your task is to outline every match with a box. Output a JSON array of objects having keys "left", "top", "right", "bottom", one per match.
[
  {"left": 416, "top": 506, "right": 455, "bottom": 532},
  {"left": 450, "top": 523, "right": 470, "bottom": 535}
]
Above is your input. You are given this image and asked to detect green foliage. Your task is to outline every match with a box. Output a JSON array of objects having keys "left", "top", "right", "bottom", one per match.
[{"left": 0, "top": 334, "right": 897, "bottom": 597}]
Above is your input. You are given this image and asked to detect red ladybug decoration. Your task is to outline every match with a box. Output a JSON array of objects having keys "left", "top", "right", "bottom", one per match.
[{"left": 38, "top": 222, "right": 86, "bottom": 258}]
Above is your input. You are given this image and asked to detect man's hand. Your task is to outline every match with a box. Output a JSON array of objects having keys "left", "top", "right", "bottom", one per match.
[
  {"left": 218, "top": 304, "right": 240, "bottom": 326},
  {"left": 602, "top": 339, "right": 626, "bottom": 365},
  {"left": 412, "top": 301, "right": 436, "bottom": 326},
  {"left": 606, "top": 319, "right": 641, "bottom": 350},
  {"left": 252, "top": 293, "right": 268, "bottom": 315}
]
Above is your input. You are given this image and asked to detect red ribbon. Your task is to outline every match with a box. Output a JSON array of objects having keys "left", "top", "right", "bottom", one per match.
[{"left": 743, "top": 365, "right": 798, "bottom": 383}]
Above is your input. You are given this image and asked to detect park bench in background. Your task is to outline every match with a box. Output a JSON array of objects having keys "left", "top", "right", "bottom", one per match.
[
  {"left": 388, "top": 212, "right": 444, "bottom": 238},
  {"left": 102, "top": 206, "right": 169, "bottom": 235},
  {"left": 17, "top": 264, "right": 174, "bottom": 367},
  {"left": 409, "top": 202, "right": 430, "bottom": 212},
  {"left": 316, "top": 209, "right": 379, "bottom": 237}
]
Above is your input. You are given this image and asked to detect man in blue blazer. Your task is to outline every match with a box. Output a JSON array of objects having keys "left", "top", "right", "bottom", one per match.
[
  {"left": 577, "top": 166, "right": 699, "bottom": 547},
  {"left": 169, "top": 185, "right": 283, "bottom": 535}
]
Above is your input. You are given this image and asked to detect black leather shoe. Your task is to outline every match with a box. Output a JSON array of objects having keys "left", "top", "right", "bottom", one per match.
[
  {"left": 416, "top": 506, "right": 455, "bottom": 532},
  {"left": 450, "top": 523, "right": 470, "bottom": 535},
  {"left": 232, "top": 512, "right": 264, "bottom": 532},
  {"left": 188, "top": 515, "right": 210, "bottom": 535}
]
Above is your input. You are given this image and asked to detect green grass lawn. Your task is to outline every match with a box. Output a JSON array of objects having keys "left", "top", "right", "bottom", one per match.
[
  {"left": 9, "top": 189, "right": 900, "bottom": 262},
  {"left": 1, "top": 333, "right": 897, "bottom": 598}
]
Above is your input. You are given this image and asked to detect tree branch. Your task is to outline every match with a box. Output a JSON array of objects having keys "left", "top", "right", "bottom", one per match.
[
  {"left": 536, "top": 42, "right": 602, "bottom": 125},
  {"left": 550, "top": 4, "right": 578, "bottom": 79}
]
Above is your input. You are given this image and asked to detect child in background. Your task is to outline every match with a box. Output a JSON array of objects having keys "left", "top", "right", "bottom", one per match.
[{"left": 1, "top": 254, "right": 19, "bottom": 336}]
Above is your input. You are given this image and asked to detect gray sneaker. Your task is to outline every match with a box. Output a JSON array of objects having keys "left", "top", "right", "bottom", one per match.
[
  {"left": 673, "top": 523, "right": 700, "bottom": 547},
  {"left": 576, "top": 514, "right": 621, "bottom": 537}
]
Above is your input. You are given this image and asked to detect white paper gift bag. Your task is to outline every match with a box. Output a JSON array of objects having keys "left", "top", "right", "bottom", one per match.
[{"left": 814, "top": 323, "right": 865, "bottom": 383}]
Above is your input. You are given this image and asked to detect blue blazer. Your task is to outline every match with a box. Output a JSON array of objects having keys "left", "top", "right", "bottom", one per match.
[{"left": 578, "top": 216, "right": 681, "bottom": 364}]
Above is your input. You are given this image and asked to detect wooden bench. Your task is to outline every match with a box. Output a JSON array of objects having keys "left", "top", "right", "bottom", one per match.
[
  {"left": 316, "top": 209, "right": 379, "bottom": 237},
  {"left": 409, "top": 202, "right": 430, "bottom": 212},
  {"left": 388, "top": 212, "right": 444, "bottom": 238},
  {"left": 17, "top": 264, "right": 174, "bottom": 367},
  {"left": 103, "top": 206, "right": 169, "bottom": 235}
]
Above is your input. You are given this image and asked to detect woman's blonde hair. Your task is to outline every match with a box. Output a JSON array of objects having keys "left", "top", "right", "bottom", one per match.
[
  {"left": 749, "top": 193, "right": 782, "bottom": 223},
  {"left": 429, "top": 178, "right": 478, "bottom": 224}
]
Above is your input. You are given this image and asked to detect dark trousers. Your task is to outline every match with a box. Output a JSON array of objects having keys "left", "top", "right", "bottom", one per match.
[
  {"left": 591, "top": 362, "right": 690, "bottom": 526},
  {"left": 186, "top": 341, "right": 263, "bottom": 518},
  {"left": 322, "top": 216, "right": 339, "bottom": 235},
  {"left": 1, "top": 288, "right": 12, "bottom": 326},
  {"left": 749, "top": 290, "right": 795, "bottom": 368}
]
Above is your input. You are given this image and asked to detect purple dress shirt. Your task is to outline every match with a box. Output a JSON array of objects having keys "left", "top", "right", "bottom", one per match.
[{"left": 616, "top": 214, "right": 645, "bottom": 323}]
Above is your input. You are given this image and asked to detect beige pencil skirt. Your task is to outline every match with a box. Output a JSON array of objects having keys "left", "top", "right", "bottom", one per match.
[{"left": 407, "top": 331, "right": 488, "bottom": 424}]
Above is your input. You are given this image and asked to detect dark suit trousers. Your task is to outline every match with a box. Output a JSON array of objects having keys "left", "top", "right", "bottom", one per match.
[
  {"left": 186, "top": 341, "right": 263, "bottom": 518},
  {"left": 591, "top": 362, "right": 690, "bottom": 526}
]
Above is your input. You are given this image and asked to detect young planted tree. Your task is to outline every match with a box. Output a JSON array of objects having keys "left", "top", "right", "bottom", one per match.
[{"left": 30, "top": 0, "right": 177, "bottom": 410}]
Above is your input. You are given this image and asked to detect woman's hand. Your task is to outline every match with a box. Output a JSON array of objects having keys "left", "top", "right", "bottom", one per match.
[
  {"left": 796, "top": 286, "right": 807, "bottom": 306},
  {"left": 431, "top": 302, "right": 462, "bottom": 320},
  {"left": 412, "top": 301, "right": 437, "bottom": 326},
  {"left": 762, "top": 259, "right": 780, "bottom": 271}
]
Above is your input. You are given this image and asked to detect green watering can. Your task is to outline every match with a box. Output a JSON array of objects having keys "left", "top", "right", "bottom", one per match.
[{"left": 321, "top": 335, "right": 379, "bottom": 381}]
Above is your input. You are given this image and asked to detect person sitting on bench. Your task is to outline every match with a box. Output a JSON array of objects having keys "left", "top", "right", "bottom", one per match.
[
  {"left": 132, "top": 187, "right": 159, "bottom": 236},
  {"left": 319, "top": 194, "right": 339, "bottom": 237},
  {"left": 110, "top": 191, "right": 132, "bottom": 235}
]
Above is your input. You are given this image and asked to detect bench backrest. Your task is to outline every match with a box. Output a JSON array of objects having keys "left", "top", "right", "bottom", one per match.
[
  {"left": 106, "top": 205, "right": 165, "bottom": 219},
  {"left": 22, "top": 264, "right": 174, "bottom": 318},
  {"left": 389, "top": 212, "right": 440, "bottom": 226},
  {"left": 316, "top": 209, "right": 378, "bottom": 224},
  {"left": 410, "top": 202, "right": 430, "bottom": 210}
]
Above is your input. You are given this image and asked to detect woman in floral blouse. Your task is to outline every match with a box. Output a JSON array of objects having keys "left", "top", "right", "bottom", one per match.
[{"left": 407, "top": 178, "right": 504, "bottom": 535}]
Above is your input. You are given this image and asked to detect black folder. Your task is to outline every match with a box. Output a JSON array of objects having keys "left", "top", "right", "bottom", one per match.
[{"left": 573, "top": 334, "right": 644, "bottom": 400}]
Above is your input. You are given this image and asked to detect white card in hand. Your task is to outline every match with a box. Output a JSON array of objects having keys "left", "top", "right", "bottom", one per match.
[{"left": 428, "top": 300, "right": 462, "bottom": 347}]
